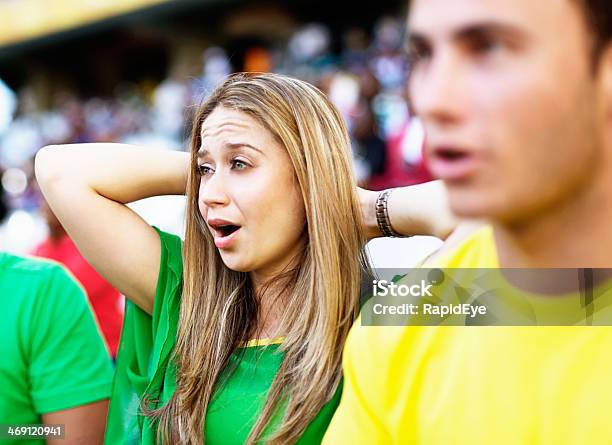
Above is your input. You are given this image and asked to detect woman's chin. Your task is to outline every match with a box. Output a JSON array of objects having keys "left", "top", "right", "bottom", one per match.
[{"left": 219, "top": 256, "right": 252, "bottom": 273}]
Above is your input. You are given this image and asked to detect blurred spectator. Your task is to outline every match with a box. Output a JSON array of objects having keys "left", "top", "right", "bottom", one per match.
[
  {"left": 0, "top": 173, "right": 7, "bottom": 223},
  {"left": 368, "top": 115, "right": 431, "bottom": 189},
  {"left": 0, "top": 164, "right": 47, "bottom": 252},
  {"left": 0, "top": 13, "right": 433, "bottom": 253},
  {"left": 0, "top": 251, "right": 113, "bottom": 444},
  {"left": 32, "top": 200, "right": 124, "bottom": 358},
  {"left": 0, "top": 78, "right": 16, "bottom": 136},
  {"left": 369, "top": 17, "right": 408, "bottom": 90},
  {"left": 342, "top": 28, "right": 370, "bottom": 73},
  {"left": 351, "top": 98, "right": 387, "bottom": 186},
  {"left": 286, "top": 23, "right": 337, "bottom": 84},
  {"left": 152, "top": 77, "right": 189, "bottom": 142},
  {"left": 201, "top": 47, "right": 233, "bottom": 96},
  {"left": 244, "top": 47, "right": 273, "bottom": 73}
]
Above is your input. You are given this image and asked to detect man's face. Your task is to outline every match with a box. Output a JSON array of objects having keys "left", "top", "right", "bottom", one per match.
[{"left": 408, "top": 0, "right": 606, "bottom": 223}]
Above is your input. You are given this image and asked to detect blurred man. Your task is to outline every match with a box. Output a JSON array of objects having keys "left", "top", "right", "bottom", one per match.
[
  {"left": 0, "top": 183, "right": 112, "bottom": 444},
  {"left": 0, "top": 251, "right": 113, "bottom": 445},
  {"left": 325, "top": 0, "right": 612, "bottom": 443},
  {"left": 33, "top": 200, "right": 123, "bottom": 358}
]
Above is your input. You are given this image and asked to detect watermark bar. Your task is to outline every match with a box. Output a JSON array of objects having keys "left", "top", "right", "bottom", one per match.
[
  {"left": 361, "top": 268, "right": 612, "bottom": 326},
  {"left": 0, "top": 424, "right": 65, "bottom": 439}
]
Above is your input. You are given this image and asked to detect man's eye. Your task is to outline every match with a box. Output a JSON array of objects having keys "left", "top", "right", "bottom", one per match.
[
  {"left": 407, "top": 44, "right": 432, "bottom": 66},
  {"left": 230, "top": 159, "right": 248, "bottom": 170},
  {"left": 469, "top": 36, "right": 503, "bottom": 55},
  {"left": 197, "top": 164, "right": 214, "bottom": 176}
]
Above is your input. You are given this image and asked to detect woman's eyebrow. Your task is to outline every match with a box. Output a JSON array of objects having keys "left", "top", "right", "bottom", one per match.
[
  {"left": 225, "top": 142, "right": 264, "bottom": 154},
  {"left": 197, "top": 142, "right": 264, "bottom": 158}
]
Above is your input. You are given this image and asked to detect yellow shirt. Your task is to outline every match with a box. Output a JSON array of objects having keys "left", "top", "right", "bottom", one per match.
[{"left": 324, "top": 226, "right": 612, "bottom": 444}]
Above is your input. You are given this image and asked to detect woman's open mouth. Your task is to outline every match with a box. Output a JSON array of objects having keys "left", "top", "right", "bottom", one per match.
[{"left": 208, "top": 219, "right": 242, "bottom": 249}]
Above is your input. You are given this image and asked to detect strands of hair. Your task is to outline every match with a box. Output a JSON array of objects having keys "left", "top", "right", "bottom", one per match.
[{"left": 143, "top": 72, "right": 369, "bottom": 444}]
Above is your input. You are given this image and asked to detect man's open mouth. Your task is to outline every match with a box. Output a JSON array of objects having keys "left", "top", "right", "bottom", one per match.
[
  {"left": 434, "top": 147, "right": 470, "bottom": 161},
  {"left": 426, "top": 144, "right": 482, "bottom": 182}
]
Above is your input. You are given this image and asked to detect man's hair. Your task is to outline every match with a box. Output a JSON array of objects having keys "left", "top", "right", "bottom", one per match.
[
  {"left": 577, "top": 0, "right": 612, "bottom": 63},
  {"left": 406, "top": 0, "right": 612, "bottom": 65}
]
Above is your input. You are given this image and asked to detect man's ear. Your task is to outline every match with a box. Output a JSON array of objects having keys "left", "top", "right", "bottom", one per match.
[{"left": 598, "top": 43, "right": 612, "bottom": 118}]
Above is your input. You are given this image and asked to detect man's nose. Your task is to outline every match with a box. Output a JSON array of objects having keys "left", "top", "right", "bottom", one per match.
[{"left": 410, "top": 47, "right": 467, "bottom": 127}]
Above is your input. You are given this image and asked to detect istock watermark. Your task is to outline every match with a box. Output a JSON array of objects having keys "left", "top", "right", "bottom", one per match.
[
  {"left": 371, "top": 301, "right": 487, "bottom": 318},
  {"left": 372, "top": 279, "right": 433, "bottom": 298},
  {"left": 361, "top": 268, "right": 612, "bottom": 326}
]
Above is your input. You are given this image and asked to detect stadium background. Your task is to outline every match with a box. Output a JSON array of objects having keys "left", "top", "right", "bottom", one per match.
[{"left": 0, "top": 0, "right": 441, "bottom": 267}]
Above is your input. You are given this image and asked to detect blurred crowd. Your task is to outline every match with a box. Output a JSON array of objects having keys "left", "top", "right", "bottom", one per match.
[
  {"left": 0, "top": 16, "right": 430, "bottom": 254},
  {"left": 0, "top": 15, "right": 438, "bottom": 357}
]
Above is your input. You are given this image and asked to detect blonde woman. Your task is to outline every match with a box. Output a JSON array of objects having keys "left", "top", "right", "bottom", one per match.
[{"left": 35, "top": 73, "right": 454, "bottom": 444}]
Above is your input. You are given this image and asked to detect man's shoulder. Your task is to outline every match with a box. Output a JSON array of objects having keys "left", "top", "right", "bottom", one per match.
[
  {"left": 423, "top": 223, "right": 498, "bottom": 268},
  {"left": 345, "top": 224, "right": 498, "bottom": 365},
  {"left": 344, "top": 314, "right": 421, "bottom": 373},
  {"left": 0, "top": 252, "right": 68, "bottom": 280},
  {"left": 0, "top": 252, "right": 84, "bottom": 303}
]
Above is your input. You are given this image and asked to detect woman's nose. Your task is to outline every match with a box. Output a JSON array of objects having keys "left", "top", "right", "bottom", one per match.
[{"left": 200, "top": 170, "right": 230, "bottom": 208}]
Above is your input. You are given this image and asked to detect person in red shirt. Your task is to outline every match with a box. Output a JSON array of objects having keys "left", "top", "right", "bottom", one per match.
[
  {"left": 366, "top": 116, "right": 432, "bottom": 190},
  {"left": 33, "top": 200, "right": 123, "bottom": 358}
]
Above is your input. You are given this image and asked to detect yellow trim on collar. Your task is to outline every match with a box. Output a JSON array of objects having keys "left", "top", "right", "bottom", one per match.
[{"left": 239, "top": 337, "right": 285, "bottom": 348}]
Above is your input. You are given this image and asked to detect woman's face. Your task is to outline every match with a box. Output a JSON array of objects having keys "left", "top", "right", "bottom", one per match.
[{"left": 197, "top": 106, "right": 306, "bottom": 281}]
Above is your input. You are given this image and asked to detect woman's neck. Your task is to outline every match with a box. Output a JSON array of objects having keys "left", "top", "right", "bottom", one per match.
[
  {"left": 248, "top": 270, "right": 293, "bottom": 340},
  {"left": 248, "top": 244, "right": 305, "bottom": 338}
]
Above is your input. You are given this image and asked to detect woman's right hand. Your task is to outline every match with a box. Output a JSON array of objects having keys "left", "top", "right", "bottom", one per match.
[{"left": 35, "top": 144, "right": 190, "bottom": 314}]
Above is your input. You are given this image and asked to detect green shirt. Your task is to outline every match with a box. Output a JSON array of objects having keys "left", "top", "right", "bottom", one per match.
[
  {"left": 105, "top": 227, "right": 341, "bottom": 444},
  {"left": 0, "top": 253, "right": 114, "bottom": 445}
]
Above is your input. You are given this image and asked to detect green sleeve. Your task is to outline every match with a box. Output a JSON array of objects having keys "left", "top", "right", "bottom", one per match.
[
  {"left": 105, "top": 227, "right": 183, "bottom": 445},
  {"left": 296, "top": 380, "right": 344, "bottom": 444},
  {"left": 28, "top": 265, "right": 113, "bottom": 414}
]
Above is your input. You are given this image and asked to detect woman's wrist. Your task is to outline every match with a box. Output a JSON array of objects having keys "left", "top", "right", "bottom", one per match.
[
  {"left": 358, "top": 187, "right": 383, "bottom": 239},
  {"left": 375, "top": 189, "right": 407, "bottom": 238}
]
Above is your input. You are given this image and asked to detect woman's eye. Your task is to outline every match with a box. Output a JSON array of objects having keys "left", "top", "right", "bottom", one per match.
[
  {"left": 197, "top": 164, "right": 214, "bottom": 176},
  {"left": 230, "top": 159, "right": 249, "bottom": 170}
]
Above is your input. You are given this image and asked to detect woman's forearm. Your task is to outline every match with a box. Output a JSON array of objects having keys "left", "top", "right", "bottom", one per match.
[
  {"left": 35, "top": 143, "right": 189, "bottom": 203},
  {"left": 360, "top": 180, "right": 459, "bottom": 240},
  {"left": 34, "top": 143, "right": 190, "bottom": 314}
]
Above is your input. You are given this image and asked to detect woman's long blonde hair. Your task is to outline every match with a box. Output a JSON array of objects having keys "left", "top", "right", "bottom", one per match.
[{"left": 147, "top": 72, "right": 368, "bottom": 444}]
